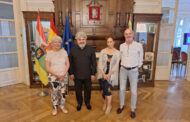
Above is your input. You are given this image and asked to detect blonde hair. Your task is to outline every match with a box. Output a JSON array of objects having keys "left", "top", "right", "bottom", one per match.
[{"left": 50, "top": 36, "right": 62, "bottom": 43}]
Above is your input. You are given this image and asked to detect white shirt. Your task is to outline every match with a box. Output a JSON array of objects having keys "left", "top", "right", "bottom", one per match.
[
  {"left": 120, "top": 41, "right": 143, "bottom": 68},
  {"left": 46, "top": 49, "right": 68, "bottom": 75}
]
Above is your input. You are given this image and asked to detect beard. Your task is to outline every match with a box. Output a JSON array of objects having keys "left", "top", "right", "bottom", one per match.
[{"left": 78, "top": 43, "right": 86, "bottom": 49}]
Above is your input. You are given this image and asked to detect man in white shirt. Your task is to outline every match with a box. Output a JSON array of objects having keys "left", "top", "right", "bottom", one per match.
[{"left": 117, "top": 28, "right": 143, "bottom": 118}]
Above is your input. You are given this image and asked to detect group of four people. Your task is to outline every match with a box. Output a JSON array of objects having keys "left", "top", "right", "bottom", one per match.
[{"left": 45, "top": 28, "right": 143, "bottom": 118}]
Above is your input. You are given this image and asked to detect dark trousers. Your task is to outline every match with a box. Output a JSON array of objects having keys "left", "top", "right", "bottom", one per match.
[{"left": 74, "top": 78, "right": 92, "bottom": 105}]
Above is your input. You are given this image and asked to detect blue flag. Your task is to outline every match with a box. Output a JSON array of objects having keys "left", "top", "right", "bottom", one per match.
[{"left": 62, "top": 16, "right": 74, "bottom": 53}]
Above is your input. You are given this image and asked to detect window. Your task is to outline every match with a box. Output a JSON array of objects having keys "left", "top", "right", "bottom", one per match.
[
  {"left": 0, "top": 1, "right": 18, "bottom": 70},
  {"left": 174, "top": 18, "right": 184, "bottom": 47}
]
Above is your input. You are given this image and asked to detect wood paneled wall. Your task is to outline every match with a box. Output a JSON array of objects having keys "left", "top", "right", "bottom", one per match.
[{"left": 54, "top": 0, "right": 135, "bottom": 51}]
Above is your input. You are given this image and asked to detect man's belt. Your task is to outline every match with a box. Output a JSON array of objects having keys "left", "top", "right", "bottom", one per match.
[{"left": 121, "top": 65, "right": 137, "bottom": 70}]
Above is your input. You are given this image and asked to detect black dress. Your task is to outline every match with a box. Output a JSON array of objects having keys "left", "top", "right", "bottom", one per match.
[{"left": 99, "top": 54, "right": 113, "bottom": 98}]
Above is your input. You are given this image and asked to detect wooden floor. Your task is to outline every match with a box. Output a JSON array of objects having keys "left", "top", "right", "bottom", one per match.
[{"left": 0, "top": 78, "right": 190, "bottom": 122}]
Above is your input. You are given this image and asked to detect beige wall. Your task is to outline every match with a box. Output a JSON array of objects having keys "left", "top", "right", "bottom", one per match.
[
  {"left": 20, "top": 0, "right": 54, "bottom": 12},
  {"left": 134, "top": 0, "right": 162, "bottom": 13}
]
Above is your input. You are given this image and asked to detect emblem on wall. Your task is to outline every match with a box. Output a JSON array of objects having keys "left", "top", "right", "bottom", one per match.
[
  {"left": 87, "top": 0, "right": 102, "bottom": 23},
  {"left": 89, "top": 6, "right": 100, "bottom": 20}
]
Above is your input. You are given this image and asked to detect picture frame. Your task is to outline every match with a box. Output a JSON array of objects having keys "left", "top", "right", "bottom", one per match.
[
  {"left": 148, "top": 23, "right": 155, "bottom": 33},
  {"left": 89, "top": 6, "right": 100, "bottom": 20},
  {"left": 145, "top": 52, "right": 154, "bottom": 61}
]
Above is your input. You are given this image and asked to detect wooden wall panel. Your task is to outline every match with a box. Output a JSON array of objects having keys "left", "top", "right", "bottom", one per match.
[{"left": 54, "top": 0, "right": 135, "bottom": 51}]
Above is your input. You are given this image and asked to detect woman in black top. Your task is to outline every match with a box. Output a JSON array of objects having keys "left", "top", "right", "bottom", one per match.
[{"left": 97, "top": 37, "right": 120, "bottom": 115}]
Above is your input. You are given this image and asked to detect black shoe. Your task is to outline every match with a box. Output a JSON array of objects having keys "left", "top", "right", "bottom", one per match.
[
  {"left": 117, "top": 107, "right": 124, "bottom": 114},
  {"left": 131, "top": 111, "right": 136, "bottom": 118},
  {"left": 86, "top": 104, "right": 92, "bottom": 110},
  {"left": 77, "top": 104, "right": 82, "bottom": 111}
]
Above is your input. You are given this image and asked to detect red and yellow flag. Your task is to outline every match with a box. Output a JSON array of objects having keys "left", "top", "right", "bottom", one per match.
[
  {"left": 48, "top": 13, "right": 57, "bottom": 41},
  {"left": 47, "top": 13, "right": 57, "bottom": 51}
]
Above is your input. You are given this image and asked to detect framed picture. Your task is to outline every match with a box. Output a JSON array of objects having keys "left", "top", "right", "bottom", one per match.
[
  {"left": 89, "top": 6, "right": 100, "bottom": 20},
  {"left": 148, "top": 23, "right": 155, "bottom": 33},
  {"left": 145, "top": 52, "right": 154, "bottom": 61}
]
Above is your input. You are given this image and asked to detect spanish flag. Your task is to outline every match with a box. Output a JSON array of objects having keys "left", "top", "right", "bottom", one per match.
[
  {"left": 46, "top": 14, "right": 57, "bottom": 51},
  {"left": 34, "top": 14, "right": 48, "bottom": 86},
  {"left": 48, "top": 13, "right": 57, "bottom": 43}
]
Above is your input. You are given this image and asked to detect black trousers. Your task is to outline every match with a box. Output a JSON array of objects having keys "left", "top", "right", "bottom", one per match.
[{"left": 74, "top": 78, "right": 92, "bottom": 105}]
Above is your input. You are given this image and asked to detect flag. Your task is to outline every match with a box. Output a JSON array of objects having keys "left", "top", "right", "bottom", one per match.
[
  {"left": 48, "top": 13, "right": 57, "bottom": 42},
  {"left": 46, "top": 13, "right": 57, "bottom": 51},
  {"left": 62, "top": 16, "right": 74, "bottom": 53},
  {"left": 34, "top": 14, "right": 48, "bottom": 86},
  {"left": 128, "top": 13, "right": 132, "bottom": 30}
]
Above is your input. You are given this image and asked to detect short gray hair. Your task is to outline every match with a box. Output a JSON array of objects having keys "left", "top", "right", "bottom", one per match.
[
  {"left": 50, "top": 36, "right": 62, "bottom": 43},
  {"left": 75, "top": 32, "right": 87, "bottom": 40}
]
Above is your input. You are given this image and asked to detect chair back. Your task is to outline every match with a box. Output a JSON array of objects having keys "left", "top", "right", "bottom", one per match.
[
  {"left": 172, "top": 51, "right": 179, "bottom": 60},
  {"left": 181, "top": 52, "right": 187, "bottom": 62}
]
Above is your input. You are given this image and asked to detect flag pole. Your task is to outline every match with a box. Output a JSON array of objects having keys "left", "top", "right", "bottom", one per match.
[
  {"left": 62, "top": 16, "right": 74, "bottom": 96},
  {"left": 35, "top": 11, "right": 49, "bottom": 96},
  {"left": 37, "top": 83, "right": 49, "bottom": 96}
]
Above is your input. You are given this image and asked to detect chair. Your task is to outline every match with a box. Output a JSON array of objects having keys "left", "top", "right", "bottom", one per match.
[
  {"left": 180, "top": 52, "right": 188, "bottom": 73},
  {"left": 172, "top": 51, "right": 180, "bottom": 69}
]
